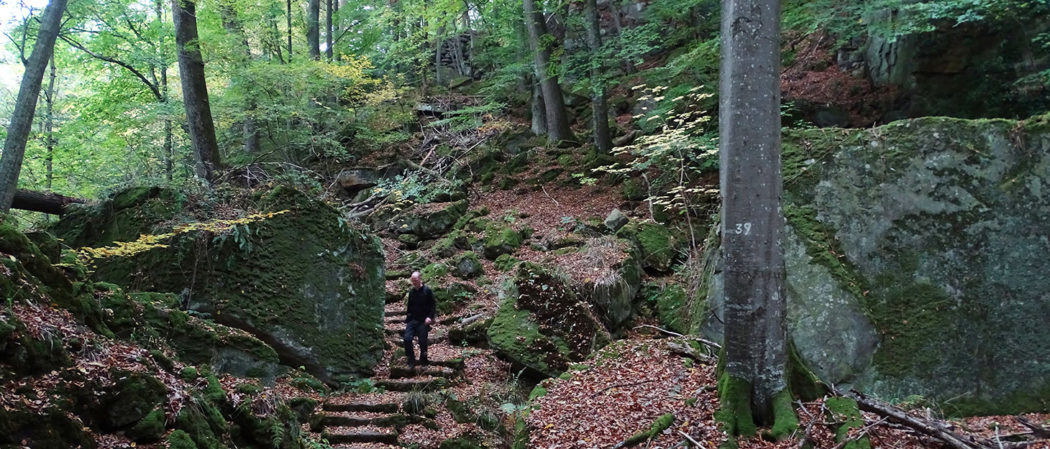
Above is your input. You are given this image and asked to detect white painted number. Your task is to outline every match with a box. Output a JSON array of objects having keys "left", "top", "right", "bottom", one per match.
[{"left": 733, "top": 223, "right": 752, "bottom": 235}]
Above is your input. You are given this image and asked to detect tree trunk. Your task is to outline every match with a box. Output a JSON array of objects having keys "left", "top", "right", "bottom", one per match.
[
  {"left": 218, "top": 0, "right": 260, "bottom": 155},
  {"left": 173, "top": 0, "right": 222, "bottom": 184},
  {"left": 718, "top": 0, "right": 789, "bottom": 432},
  {"left": 522, "top": 0, "right": 572, "bottom": 143},
  {"left": 11, "top": 189, "right": 84, "bottom": 215},
  {"left": 287, "top": 0, "right": 293, "bottom": 58},
  {"left": 326, "top": 0, "right": 334, "bottom": 61},
  {"left": 308, "top": 0, "right": 320, "bottom": 60},
  {"left": 583, "top": 0, "right": 612, "bottom": 152},
  {"left": 531, "top": 80, "right": 547, "bottom": 136},
  {"left": 45, "top": 53, "right": 57, "bottom": 191},
  {"left": 154, "top": 0, "right": 174, "bottom": 183},
  {"left": 435, "top": 25, "right": 446, "bottom": 86},
  {"left": 0, "top": 0, "right": 68, "bottom": 213}
]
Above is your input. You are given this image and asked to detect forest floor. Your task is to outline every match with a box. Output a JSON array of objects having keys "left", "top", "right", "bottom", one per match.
[{"left": 305, "top": 152, "right": 1050, "bottom": 448}]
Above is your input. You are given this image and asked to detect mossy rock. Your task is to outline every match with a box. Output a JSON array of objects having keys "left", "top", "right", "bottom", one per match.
[
  {"left": 493, "top": 254, "right": 520, "bottom": 271},
  {"left": 617, "top": 220, "right": 677, "bottom": 272},
  {"left": 101, "top": 371, "right": 168, "bottom": 430},
  {"left": 439, "top": 437, "right": 485, "bottom": 449},
  {"left": 648, "top": 282, "right": 688, "bottom": 335},
  {"left": 699, "top": 115, "right": 1050, "bottom": 415},
  {"left": 127, "top": 408, "right": 168, "bottom": 442},
  {"left": 0, "top": 407, "right": 96, "bottom": 449},
  {"left": 452, "top": 251, "right": 484, "bottom": 279},
  {"left": 433, "top": 283, "right": 476, "bottom": 315},
  {"left": 825, "top": 397, "right": 871, "bottom": 449},
  {"left": 167, "top": 429, "right": 198, "bottom": 449},
  {"left": 175, "top": 397, "right": 228, "bottom": 449},
  {"left": 389, "top": 199, "right": 470, "bottom": 240},
  {"left": 65, "top": 186, "right": 386, "bottom": 383},
  {"left": 487, "top": 263, "right": 611, "bottom": 377},
  {"left": 482, "top": 222, "right": 525, "bottom": 260},
  {"left": 568, "top": 238, "right": 642, "bottom": 332}
]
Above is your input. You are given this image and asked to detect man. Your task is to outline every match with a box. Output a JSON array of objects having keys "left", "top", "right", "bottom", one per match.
[{"left": 404, "top": 271, "right": 436, "bottom": 370}]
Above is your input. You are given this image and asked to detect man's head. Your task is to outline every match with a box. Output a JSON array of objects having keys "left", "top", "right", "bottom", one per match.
[{"left": 410, "top": 271, "right": 422, "bottom": 289}]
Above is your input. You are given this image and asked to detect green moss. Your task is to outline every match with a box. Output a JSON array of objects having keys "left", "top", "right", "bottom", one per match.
[
  {"left": 528, "top": 385, "right": 548, "bottom": 401},
  {"left": 181, "top": 367, "right": 201, "bottom": 380},
  {"left": 127, "top": 408, "right": 167, "bottom": 442},
  {"left": 649, "top": 283, "right": 688, "bottom": 334},
  {"left": 825, "top": 397, "right": 870, "bottom": 449},
  {"left": 783, "top": 204, "right": 867, "bottom": 299},
  {"left": 168, "top": 429, "right": 198, "bottom": 449},
  {"left": 422, "top": 262, "right": 450, "bottom": 280},
  {"left": 617, "top": 221, "right": 676, "bottom": 272},
  {"left": 482, "top": 222, "right": 525, "bottom": 259},
  {"left": 175, "top": 398, "right": 227, "bottom": 449},
  {"left": 493, "top": 254, "right": 519, "bottom": 271},
  {"left": 103, "top": 372, "right": 168, "bottom": 429},
  {"left": 512, "top": 414, "right": 530, "bottom": 449},
  {"left": 765, "top": 390, "right": 799, "bottom": 441},
  {"left": 622, "top": 178, "right": 647, "bottom": 201},
  {"left": 623, "top": 413, "right": 675, "bottom": 446},
  {"left": 716, "top": 373, "right": 756, "bottom": 437}
]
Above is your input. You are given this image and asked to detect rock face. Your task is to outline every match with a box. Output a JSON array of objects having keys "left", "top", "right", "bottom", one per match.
[
  {"left": 53, "top": 186, "right": 387, "bottom": 383},
  {"left": 487, "top": 263, "right": 611, "bottom": 377},
  {"left": 695, "top": 114, "right": 1050, "bottom": 415}
]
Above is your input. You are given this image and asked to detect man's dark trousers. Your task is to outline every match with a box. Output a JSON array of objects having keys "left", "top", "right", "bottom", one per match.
[{"left": 403, "top": 320, "right": 429, "bottom": 367}]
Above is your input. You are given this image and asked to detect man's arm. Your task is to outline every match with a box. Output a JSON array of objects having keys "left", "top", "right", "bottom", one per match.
[{"left": 425, "top": 287, "right": 437, "bottom": 323}]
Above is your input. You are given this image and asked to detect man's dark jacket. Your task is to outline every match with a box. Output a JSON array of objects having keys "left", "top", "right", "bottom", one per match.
[{"left": 406, "top": 285, "right": 436, "bottom": 323}]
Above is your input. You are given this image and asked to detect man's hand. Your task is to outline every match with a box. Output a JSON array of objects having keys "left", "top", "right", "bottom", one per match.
[{"left": 425, "top": 317, "right": 433, "bottom": 325}]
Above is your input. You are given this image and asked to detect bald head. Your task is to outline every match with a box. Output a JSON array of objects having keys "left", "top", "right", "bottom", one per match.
[{"left": 410, "top": 271, "right": 422, "bottom": 289}]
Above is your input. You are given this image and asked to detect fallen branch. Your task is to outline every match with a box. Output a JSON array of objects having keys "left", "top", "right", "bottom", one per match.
[
  {"left": 677, "top": 430, "right": 705, "bottom": 448},
  {"left": 667, "top": 341, "right": 716, "bottom": 364},
  {"left": 840, "top": 388, "right": 992, "bottom": 449},
  {"left": 1016, "top": 417, "right": 1050, "bottom": 439}
]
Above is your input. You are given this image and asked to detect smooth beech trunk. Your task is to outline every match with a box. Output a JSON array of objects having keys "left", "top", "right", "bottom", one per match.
[
  {"left": 0, "top": 0, "right": 68, "bottom": 213},
  {"left": 522, "top": 0, "right": 572, "bottom": 143},
  {"left": 583, "top": 0, "right": 612, "bottom": 152},
  {"left": 719, "top": 0, "right": 788, "bottom": 427},
  {"left": 308, "top": 0, "right": 320, "bottom": 60},
  {"left": 173, "top": 0, "right": 222, "bottom": 184}
]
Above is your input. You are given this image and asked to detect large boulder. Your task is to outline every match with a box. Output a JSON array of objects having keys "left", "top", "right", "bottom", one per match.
[
  {"left": 388, "top": 199, "right": 469, "bottom": 240},
  {"left": 553, "top": 237, "right": 642, "bottom": 333},
  {"left": 694, "top": 115, "right": 1050, "bottom": 415},
  {"left": 53, "top": 186, "right": 386, "bottom": 383},
  {"left": 487, "top": 263, "right": 611, "bottom": 377}
]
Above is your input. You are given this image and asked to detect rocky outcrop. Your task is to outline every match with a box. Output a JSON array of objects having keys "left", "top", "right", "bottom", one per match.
[
  {"left": 487, "top": 263, "right": 611, "bottom": 377},
  {"left": 53, "top": 186, "right": 387, "bottom": 383},
  {"left": 694, "top": 114, "right": 1050, "bottom": 415}
]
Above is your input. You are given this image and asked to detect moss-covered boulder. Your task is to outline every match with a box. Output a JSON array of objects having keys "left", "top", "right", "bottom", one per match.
[
  {"left": 452, "top": 251, "right": 484, "bottom": 279},
  {"left": 388, "top": 199, "right": 469, "bottom": 240},
  {"left": 555, "top": 237, "right": 642, "bottom": 332},
  {"left": 482, "top": 221, "right": 526, "bottom": 260},
  {"left": 695, "top": 115, "right": 1050, "bottom": 415},
  {"left": 487, "top": 263, "right": 610, "bottom": 377},
  {"left": 617, "top": 220, "right": 677, "bottom": 273},
  {"left": 53, "top": 186, "right": 386, "bottom": 383}
]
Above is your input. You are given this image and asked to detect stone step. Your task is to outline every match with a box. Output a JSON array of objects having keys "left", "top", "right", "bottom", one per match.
[
  {"left": 384, "top": 309, "right": 406, "bottom": 317},
  {"left": 317, "top": 412, "right": 418, "bottom": 428},
  {"left": 321, "top": 429, "right": 398, "bottom": 445},
  {"left": 331, "top": 444, "right": 401, "bottom": 449},
  {"left": 388, "top": 365, "right": 458, "bottom": 379},
  {"left": 323, "top": 402, "right": 400, "bottom": 413},
  {"left": 331, "top": 445, "right": 401, "bottom": 449},
  {"left": 375, "top": 377, "right": 448, "bottom": 392}
]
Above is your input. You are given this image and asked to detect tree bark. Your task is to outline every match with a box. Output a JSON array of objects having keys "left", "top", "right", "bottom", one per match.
[
  {"left": 307, "top": 0, "right": 320, "bottom": 60},
  {"left": 0, "top": 0, "right": 68, "bottom": 213},
  {"left": 583, "top": 0, "right": 612, "bottom": 152},
  {"left": 719, "top": 0, "right": 787, "bottom": 428},
  {"left": 218, "top": 0, "right": 260, "bottom": 155},
  {"left": 11, "top": 189, "right": 84, "bottom": 215},
  {"left": 287, "top": 0, "right": 293, "bottom": 58},
  {"left": 326, "top": 0, "right": 334, "bottom": 61},
  {"left": 155, "top": 0, "right": 175, "bottom": 183},
  {"left": 173, "top": 0, "right": 222, "bottom": 184},
  {"left": 45, "top": 53, "right": 57, "bottom": 191},
  {"left": 531, "top": 80, "right": 547, "bottom": 136},
  {"left": 523, "top": 0, "right": 573, "bottom": 143}
]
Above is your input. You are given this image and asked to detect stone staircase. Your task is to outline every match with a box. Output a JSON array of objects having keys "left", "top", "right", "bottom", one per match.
[{"left": 312, "top": 303, "right": 467, "bottom": 448}]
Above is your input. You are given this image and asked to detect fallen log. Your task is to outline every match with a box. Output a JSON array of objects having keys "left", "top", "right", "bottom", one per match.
[
  {"left": 11, "top": 189, "right": 85, "bottom": 215},
  {"left": 839, "top": 388, "right": 992, "bottom": 449}
]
